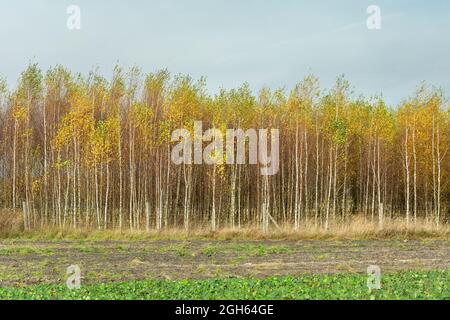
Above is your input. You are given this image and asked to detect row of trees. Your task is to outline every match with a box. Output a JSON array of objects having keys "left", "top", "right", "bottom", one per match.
[{"left": 0, "top": 65, "right": 448, "bottom": 231}]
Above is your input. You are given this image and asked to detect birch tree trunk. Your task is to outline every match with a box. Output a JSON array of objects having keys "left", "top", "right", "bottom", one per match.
[{"left": 405, "top": 128, "right": 410, "bottom": 226}]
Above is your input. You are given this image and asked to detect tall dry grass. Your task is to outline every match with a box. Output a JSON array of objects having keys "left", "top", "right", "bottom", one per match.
[
  {"left": 0, "top": 210, "right": 24, "bottom": 234},
  {"left": 0, "top": 210, "right": 448, "bottom": 240}
]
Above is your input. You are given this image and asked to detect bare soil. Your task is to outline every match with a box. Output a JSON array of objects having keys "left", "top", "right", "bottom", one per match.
[{"left": 0, "top": 240, "right": 448, "bottom": 286}]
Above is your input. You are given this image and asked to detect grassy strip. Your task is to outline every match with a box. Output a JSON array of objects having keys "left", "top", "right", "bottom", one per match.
[
  {"left": 1, "top": 226, "right": 450, "bottom": 241},
  {"left": 0, "top": 271, "right": 448, "bottom": 300}
]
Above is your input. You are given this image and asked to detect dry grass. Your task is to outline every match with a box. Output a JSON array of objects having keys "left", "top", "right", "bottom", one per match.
[
  {"left": 0, "top": 212, "right": 448, "bottom": 240},
  {"left": 0, "top": 210, "right": 24, "bottom": 234}
]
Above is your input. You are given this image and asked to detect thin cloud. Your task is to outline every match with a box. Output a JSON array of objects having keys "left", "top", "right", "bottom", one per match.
[{"left": 215, "top": 12, "right": 405, "bottom": 64}]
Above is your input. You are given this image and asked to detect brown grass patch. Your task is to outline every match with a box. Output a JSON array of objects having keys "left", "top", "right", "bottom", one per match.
[
  {"left": 0, "top": 210, "right": 23, "bottom": 234},
  {"left": 0, "top": 214, "right": 448, "bottom": 240}
]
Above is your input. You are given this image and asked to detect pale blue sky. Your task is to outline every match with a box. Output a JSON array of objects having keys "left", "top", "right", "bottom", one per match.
[{"left": 1, "top": 0, "right": 449, "bottom": 105}]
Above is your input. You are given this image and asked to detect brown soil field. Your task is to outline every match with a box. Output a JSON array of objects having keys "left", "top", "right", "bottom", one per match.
[{"left": 0, "top": 240, "right": 448, "bottom": 286}]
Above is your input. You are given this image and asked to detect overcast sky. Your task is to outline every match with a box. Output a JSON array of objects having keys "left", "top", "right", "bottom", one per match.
[{"left": 1, "top": 0, "right": 449, "bottom": 105}]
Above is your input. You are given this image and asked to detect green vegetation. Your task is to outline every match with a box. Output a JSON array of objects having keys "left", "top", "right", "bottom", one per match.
[
  {"left": 200, "top": 245, "right": 219, "bottom": 257},
  {"left": 242, "top": 244, "right": 293, "bottom": 256},
  {"left": 75, "top": 245, "right": 97, "bottom": 253},
  {"left": 157, "top": 242, "right": 293, "bottom": 258},
  {"left": 0, "top": 247, "right": 54, "bottom": 256},
  {"left": 159, "top": 243, "right": 193, "bottom": 257},
  {"left": 199, "top": 243, "right": 293, "bottom": 258},
  {"left": 0, "top": 271, "right": 448, "bottom": 300}
]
